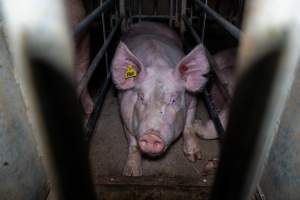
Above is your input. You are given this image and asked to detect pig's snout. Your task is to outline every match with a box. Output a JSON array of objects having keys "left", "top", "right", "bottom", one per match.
[{"left": 138, "top": 132, "right": 165, "bottom": 156}]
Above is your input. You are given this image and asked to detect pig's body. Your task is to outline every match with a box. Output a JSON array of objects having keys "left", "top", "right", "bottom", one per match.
[
  {"left": 194, "top": 49, "right": 236, "bottom": 139},
  {"left": 67, "top": 0, "right": 94, "bottom": 116},
  {"left": 112, "top": 22, "right": 210, "bottom": 176}
]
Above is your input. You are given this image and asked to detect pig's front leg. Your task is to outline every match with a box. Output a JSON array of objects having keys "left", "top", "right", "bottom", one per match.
[
  {"left": 193, "top": 108, "right": 228, "bottom": 139},
  {"left": 183, "top": 97, "right": 202, "bottom": 162},
  {"left": 122, "top": 127, "right": 142, "bottom": 176}
]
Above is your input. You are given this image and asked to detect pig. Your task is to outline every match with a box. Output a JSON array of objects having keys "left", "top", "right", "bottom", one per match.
[
  {"left": 111, "top": 22, "right": 210, "bottom": 176},
  {"left": 194, "top": 49, "right": 237, "bottom": 139},
  {"left": 67, "top": 0, "right": 94, "bottom": 117}
]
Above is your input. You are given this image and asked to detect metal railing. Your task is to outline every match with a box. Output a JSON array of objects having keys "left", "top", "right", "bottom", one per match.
[{"left": 74, "top": 0, "right": 122, "bottom": 139}]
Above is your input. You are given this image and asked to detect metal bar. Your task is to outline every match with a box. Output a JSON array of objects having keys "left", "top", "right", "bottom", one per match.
[
  {"left": 130, "top": 15, "right": 171, "bottom": 20},
  {"left": 74, "top": 0, "right": 115, "bottom": 37},
  {"left": 95, "top": 176, "right": 212, "bottom": 187},
  {"left": 192, "top": 0, "right": 241, "bottom": 40},
  {"left": 86, "top": 73, "right": 111, "bottom": 139},
  {"left": 200, "top": 0, "right": 208, "bottom": 43},
  {"left": 169, "top": 0, "right": 173, "bottom": 27},
  {"left": 210, "top": 0, "right": 300, "bottom": 199},
  {"left": 77, "top": 18, "right": 122, "bottom": 97},
  {"left": 180, "top": 0, "right": 187, "bottom": 37},
  {"left": 183, "top": 16, "right": 229, "bottom": 137},
  {"left": 183, "top": 16, "right": 231, "bottom": 100},
  {"left": 119, "top": 0, "right": 125, "bottom": 17},
  {"left": 138, "top": 0, "right": 142, "bottom": 22},
  {"left": 100, "top": 0, "right": 109, "bottom": 76},
  {"left": 153, "top": 0, "right": 158, "bottom": 15}
]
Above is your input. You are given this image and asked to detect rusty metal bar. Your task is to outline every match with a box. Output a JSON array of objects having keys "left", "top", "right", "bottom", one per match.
[
  {"left": 74, "top": 0, "right": 115, "bottom": 37},
  {"left": 77, "top": 18, "right": 122, "bottom": 97},
  {"left": 192, "top": 0, "right": 241, "bottom": 40}
]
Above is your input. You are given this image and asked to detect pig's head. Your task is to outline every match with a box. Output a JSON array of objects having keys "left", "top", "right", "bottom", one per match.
[{"left": 112, "top": 42, "right": 209, "bottom": 157}]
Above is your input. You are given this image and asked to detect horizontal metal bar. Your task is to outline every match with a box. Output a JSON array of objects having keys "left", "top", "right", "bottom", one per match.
[
  {"left": 74, "top": 0, "right": 115, "bottom": 37},
  {"left": 77, "top": 18, "right": 122, "bottom": 97},
  {"left": 130, "top": 15, "right": 171, "bottom": 20},
  {"left": 183, "top": 16, "right": 227, "bottom": 138},
  {"left": 86, "top": 73, "right": 111, "bottom": 139},
  {"left": 192, "top": 0, "right": 241, "bottom": 40},
  {"left": 95, "top": 175, "right": 212, "bottom": 187}
]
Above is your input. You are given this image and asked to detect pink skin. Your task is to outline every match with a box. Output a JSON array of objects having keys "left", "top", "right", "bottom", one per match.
[
  {"left": 112, "top": 22, "right": 209, "bottom": 176},
  {"left": 67, "top": 0, "right": 94, "bottom": 117},
  {"left": 194, "top": 49, "right": 236, "bottom": 139}
]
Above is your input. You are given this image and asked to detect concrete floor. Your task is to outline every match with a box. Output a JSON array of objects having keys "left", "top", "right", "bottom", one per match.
[{"left": 89, "top": 87, "right": 220, "bottom": 179}]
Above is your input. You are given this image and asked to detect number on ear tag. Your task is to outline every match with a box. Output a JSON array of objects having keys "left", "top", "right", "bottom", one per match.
[{"left": 125, "top": 65, "right": 138, "bottom": 79}]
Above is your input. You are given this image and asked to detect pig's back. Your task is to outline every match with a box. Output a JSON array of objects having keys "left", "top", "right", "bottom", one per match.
[
  {"left": 122, "top": 22, "right": 184, "bottom": 68},
  {"left": 122, "top": 22, "right": 182, "bottom": 48}
]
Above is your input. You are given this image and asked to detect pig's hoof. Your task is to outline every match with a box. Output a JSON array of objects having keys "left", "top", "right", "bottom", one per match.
[
  {"left": 184, "top": 148, "right": 202, "bottom": 162},
  {"left": 122, "top": 162, "right": 142, "bottom": 176},
  {"left": 183, "top": 131, "right": 202, "bottom": 162}
]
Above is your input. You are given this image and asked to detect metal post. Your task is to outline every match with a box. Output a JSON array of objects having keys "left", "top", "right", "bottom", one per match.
[
  {"left": 200, "top": 0, "right": 208, "bottom": 43},
  {"left": 100, "top": 0, "right": 109, "bottom": 76},
  {"left": 210, "top": 0, "right": 300, "bottom": 199},
  {"left": 169, "top": 0, "right": 173, "bottom": 27},
  {"left": 180, "top": 0, "right": 187, "bottom": 37},
  {"left": 1, "top": 0, "right": 97, "bottom": 199}
]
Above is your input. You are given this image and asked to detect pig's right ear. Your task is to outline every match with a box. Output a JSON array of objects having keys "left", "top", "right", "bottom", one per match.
[{"left": 111, "top": 42, "right": 145, "bottom": 90}]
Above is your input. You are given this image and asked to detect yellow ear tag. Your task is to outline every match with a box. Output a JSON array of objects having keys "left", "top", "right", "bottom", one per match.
[{"left": 125, "top": 65, "right": 138, "bottom": 80}]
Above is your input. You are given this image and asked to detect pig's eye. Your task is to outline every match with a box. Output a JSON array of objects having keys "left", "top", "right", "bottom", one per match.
[
  {"left": 138, "top": 93, "right": 144, "bottom": 102},
  {"left": 169, "top": 97, "right": 176, "bottom": 105}
]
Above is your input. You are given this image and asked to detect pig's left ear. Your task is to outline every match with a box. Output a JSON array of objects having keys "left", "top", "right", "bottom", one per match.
[{"left": 175, "top": 44, "right": 210, "bottom": 92}]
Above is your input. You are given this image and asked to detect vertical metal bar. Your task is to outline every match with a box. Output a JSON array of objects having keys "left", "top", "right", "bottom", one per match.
[
  {"left": 210, "top": 0, "right": 300, "bottom": 199},
  {"left": 175, "top": 0, "right": 179, "bottom": 27},
  {"left": 100, "top": 0, "right": 109, "bottom": 76},
  {"left": 138, "top": 0, "right": 142, "bottom": 22},
  {"left": 154, "top": 0, "right": 158, "bottom": 15},
  {"left": 201, "top": 0, "right": 208, "bottom": 43},
  {"left": 180, "top": 0, "right": 187, "bottom": 37},
  {"left": 169, "top": 0, "right": 173, "bottom": 27},
  {"left": 1, "top": 0, "right": 97, "bottom": 199},
  {"left": 119, "top": 0, "right": 126, "bottom": 18}
]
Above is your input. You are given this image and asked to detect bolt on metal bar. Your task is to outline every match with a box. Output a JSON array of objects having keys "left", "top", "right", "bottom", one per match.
[
  {"left": 74, "top": 0, "right": 115, "bottom": 37},
  {"left": 182, "top": 16, "right": 226, "bottom": 137},
  {"left": 192, "top": 0, "right": 241, "bottom": 40},
  {"left": 77, "top": 18, "right": 122, "bottom": 97}
]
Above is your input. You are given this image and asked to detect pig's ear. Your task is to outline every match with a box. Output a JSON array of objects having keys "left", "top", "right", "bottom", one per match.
[
  {"left": 111, "top": 42, "right": 145, "bottom": 90},
  {"left": 175, "top": 44, "right": 210, "bottom": 92}
]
